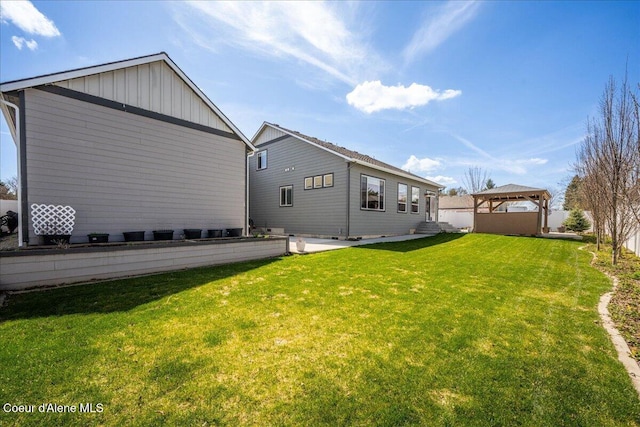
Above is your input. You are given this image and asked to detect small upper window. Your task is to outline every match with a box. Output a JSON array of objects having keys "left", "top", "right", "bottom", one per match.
[
  {"left": 323, "top": 173, "right": 334, "bottom": 187},
  {"left": 257, "top": 151, "right": 267, "bottom": 170},
  {"left": 304, "top": 177, "right": 313, "bottom": 190},
  {"left": 314, "top": 175, "right": 323, "bottom": 188}
]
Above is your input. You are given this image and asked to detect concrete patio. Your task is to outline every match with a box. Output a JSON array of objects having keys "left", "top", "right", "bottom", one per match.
[{"left": 288, "top": 234, "right": 432, "bottom": 254}]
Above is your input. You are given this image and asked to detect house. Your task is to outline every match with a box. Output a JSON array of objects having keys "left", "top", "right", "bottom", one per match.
[
  {"left": 0, "top": 53, "right": 255, "bottom": 246},
  {"left": 248, "top": 122, "right": 444, "bottom": 239}
]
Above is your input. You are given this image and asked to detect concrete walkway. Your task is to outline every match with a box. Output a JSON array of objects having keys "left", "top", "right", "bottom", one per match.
[{"left": 288, "top": 234, "right": 433, "bottom": 254}]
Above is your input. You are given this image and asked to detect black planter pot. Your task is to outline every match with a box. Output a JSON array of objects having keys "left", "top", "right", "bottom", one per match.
[
  {"left": 207, "top": 229, "right": 223, "bottom": 238},
  {"left": 153, "top": 230, "right": 174, "bottom": 241},
  {"left": 226, "top": 228, "right": 243, "bottom": 237},
  {"left": 42, "top": 234, "right": 71, "bottom": 245},
  {"left": 88, "top": 233, "right": 109, "bottom": 243},
  {"left": 123, "top": 231, "right": 145, "bottom": 242},
  {"left": 183, "top": 229, "right": 202, "bottom": 239}
]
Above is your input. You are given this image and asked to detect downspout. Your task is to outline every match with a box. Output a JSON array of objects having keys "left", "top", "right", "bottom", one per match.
[
  {"left": 0, "top": 96, "right": 24, "bottom": 247},
  {"left": 346, "top": 161, "right": 353, "bottom": 239},
  {"left": 246, "top": 149, "right": 256, "bottom": 236}
]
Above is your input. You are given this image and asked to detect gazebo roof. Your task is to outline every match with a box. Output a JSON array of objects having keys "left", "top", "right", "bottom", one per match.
[{"left": 472, "top": 184, "right": 550, "bottom": 201}]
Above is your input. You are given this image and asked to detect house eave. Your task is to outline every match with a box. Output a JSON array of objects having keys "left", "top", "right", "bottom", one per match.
[
  {"left": 257, "top": 122, "right": 444, "bottom": 189},
  {"left": 0, "top": 52, "right": 255, "bottom": 151}
]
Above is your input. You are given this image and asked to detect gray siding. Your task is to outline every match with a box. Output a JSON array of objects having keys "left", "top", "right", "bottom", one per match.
[
  {"left": 54, "top": 61, "right": 232, "bottom": 132},
  {"left": 249, "top": 136, "right": 348, "bottom": 237},
  {"left": 24, "top": 88, "right": 246, "bottom": 244},
  {"left": 348, "top": 163, "right": 438, "bottom": 237}
]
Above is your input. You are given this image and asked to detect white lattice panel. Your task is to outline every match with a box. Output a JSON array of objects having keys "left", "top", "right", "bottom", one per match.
[{"left": 31, "top": 204, "right": 76, "bottom": 235}]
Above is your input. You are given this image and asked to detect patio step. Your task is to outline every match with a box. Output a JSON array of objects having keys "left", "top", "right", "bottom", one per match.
[{"left": 438, "top": 222, "right": 461, "bottom": 233}]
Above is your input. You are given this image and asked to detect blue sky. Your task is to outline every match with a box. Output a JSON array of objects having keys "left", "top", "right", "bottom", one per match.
[{"left": 1, "top": 1, "right": 638, "bottom": 196}]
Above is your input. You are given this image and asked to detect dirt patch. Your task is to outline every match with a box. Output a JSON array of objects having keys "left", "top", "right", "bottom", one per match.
[{"left": 0, "top": 233, "right": 18, "bottom": 251}]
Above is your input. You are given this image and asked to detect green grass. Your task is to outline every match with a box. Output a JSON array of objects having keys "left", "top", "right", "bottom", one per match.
[
  {"left": 590, "top": 243, "right": 640, "bottom": 362},
  {"left": 0, "top": 234, "right": 639, "bottom": 426}
]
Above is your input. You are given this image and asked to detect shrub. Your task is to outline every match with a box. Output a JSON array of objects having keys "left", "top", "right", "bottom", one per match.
[{"left": 563, "top": 209, "right": 591, "bottom": 233}]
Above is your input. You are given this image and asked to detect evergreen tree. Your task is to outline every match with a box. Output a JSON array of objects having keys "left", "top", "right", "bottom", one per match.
[
  {"left": 563, "top": 208, "right": 591, "bottom": 233},
  {"left": 563, "top": 175, "right": 583, "bottom": 210}
]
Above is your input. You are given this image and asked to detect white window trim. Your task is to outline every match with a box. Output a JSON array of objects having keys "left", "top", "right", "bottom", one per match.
[
  {"left": 361, "top": 174, "right": 386, "bottom": 212},
  {"left": 257, "top": 150, "right": 268, "bottom": 170},
  {"left": 398, "top": 183, "right": 408, "bottom": 213},
  {"left": 411, "top": 186, "right": 420, "bottom": 214},
  {"left": 304, "top": 177, "right": 313, "bottom": 190},
  {"left": 279, "top": 185, "right": 293, "bottom": 207}
]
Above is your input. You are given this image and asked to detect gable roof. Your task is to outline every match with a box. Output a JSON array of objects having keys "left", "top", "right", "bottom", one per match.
[
  {"left": 473, "top": 184, "right": 550, "bottom": 200},
  {"left": 0, "top": 52, "right": 255, "bottom": 150},
  {"left": 253, "top": 122, "right": 444, "bottom": 188}
]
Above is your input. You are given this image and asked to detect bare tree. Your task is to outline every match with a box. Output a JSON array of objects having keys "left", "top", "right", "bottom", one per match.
[
  {"left": 462, "top": 167, "right": 490, "bottom": 194},
  {"left": 575, "top": 75, "right": 639, "bottom": 263}
]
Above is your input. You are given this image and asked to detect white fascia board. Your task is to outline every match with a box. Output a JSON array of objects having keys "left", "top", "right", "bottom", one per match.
[
  {"left": 352, "top": 159, "right": 445, "bottom": 189},
  {"left": 261, "top": 123, "right": 444, "bottom": 189},
  {"left": 262, "top": 123, "right": 352, "bottom": 161},
  {"left": 0, "top": 53, "right": 168, "bottom": 92},
  {"left": 0, "top": 93, "right": 18, "bottom": 145},
  {"left": 250, "top": 122, "right": 269, "bottom": 144},
  {"left": 162, "top": 55, "right": 255, "bottom": 151},
  {"left": 0, "top": 52, "right": 255, "bottom": 151}
]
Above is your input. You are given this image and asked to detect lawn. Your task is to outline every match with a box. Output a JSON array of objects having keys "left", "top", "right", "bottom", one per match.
[{"left": 0, "top": 234, "right": 638, "bottom": 426}]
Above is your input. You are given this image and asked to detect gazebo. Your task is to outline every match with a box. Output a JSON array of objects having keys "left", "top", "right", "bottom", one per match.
[{"left": 472, "top": 184, "right": 551, "bottom": 236}]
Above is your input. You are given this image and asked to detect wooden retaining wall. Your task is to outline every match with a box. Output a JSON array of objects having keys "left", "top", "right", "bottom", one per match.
[{"left": 0, "top": 237, "right": 288, "bottom": 291}]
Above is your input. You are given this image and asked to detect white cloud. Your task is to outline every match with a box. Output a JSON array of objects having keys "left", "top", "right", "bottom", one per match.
[
  {"left": 403, "top": 1, "right": 480, "bottom": 64},
  {"left": 346, "top": 81, "right": 461, "bottom": 113},
  {"left": 11, "top": 36, "right": 37, "bottom": 50},
  {"left": 177, "top": 1, "right": 383, "bottom": 85},
  {"left": 426, "top": 175, "right": 456, "bottom": 186},
  {"left": 402, "top": 155, "right": 441, "bottom": 173},
  {"left": 0, "top": 0, "right": 60, "bottom": 37}
]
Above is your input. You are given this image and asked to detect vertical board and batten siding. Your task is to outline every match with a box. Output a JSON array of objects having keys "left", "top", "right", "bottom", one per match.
[
  {"left": 253, "top": 126, "right": 287, "bottom": 145},
  {"left": 250, "top": 135, "right": 348, "bottom": 237},
  {"left": 24, "top": 88, "right": 246, "bottom": 243},
  {"left": 54, "top": 61, "right": 232, "bottom": 133},
  {"left": 348, "top": 163, "right": 436, "bottom": 237}
]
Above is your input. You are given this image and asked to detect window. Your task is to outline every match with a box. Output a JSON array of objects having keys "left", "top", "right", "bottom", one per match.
[
  {"left": 411, "top": 186, "right": 420, "bottom": 213},
  {"left": 257, "top": 150, "right": 267, "bottom": 170},
  {"left": 305, "top": 173, "right": 334, "bottom": 190},
  {"left": 304, "top": 177, "right": 313, "bottom": 190},
  {"left": 361, "top": 175, "right": 385, "bottom": 211},
  {"left": 397, "top": 183, "right": 408, "bottom": 213},
  {"left": 280, "top": 185, "right": 292, "bottom": 207}
]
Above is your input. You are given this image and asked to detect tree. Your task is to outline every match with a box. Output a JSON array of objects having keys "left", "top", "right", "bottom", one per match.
[
  {"left": 485, "top": 178, "right": 496, "bottom": 190},
  {"left": 563, "top": 209, "right": 591, "bottom": 233},
  {"left": 562, "top": 175, "right": 584, "bottom": 210},
  {"left": 446, "top": 186, "right": 468, "bottom": 196},
  {"left": 462, "top": 167, "right": 490, "bottom": 194},
  {"left": 0, "top": 180, "right": 16, "bottom": 200},
  {"left": 574, "top": 75, "right": 639, "bottom": 264}
]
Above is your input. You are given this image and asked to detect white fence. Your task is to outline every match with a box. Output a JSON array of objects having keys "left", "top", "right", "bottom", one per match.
[
  {"left": 438, "top": 209, "right": 594, "bottom": 232},
  {"left": 624, "top": 228, "right": 640, "bottom": 257}
]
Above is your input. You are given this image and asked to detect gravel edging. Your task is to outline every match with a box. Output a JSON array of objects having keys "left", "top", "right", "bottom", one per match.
[{"left": 583, "top": 246, "right": 640, "bottom": 399}]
